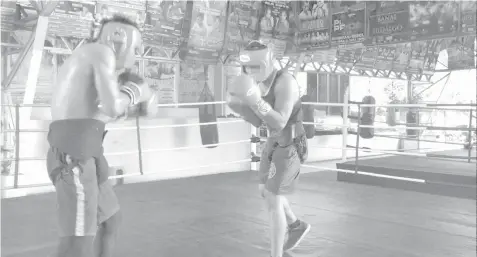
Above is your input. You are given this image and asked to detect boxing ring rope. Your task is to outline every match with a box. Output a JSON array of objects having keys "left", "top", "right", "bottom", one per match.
[{"left": 1, "top": 101, "right": 475, "bottom": 192}]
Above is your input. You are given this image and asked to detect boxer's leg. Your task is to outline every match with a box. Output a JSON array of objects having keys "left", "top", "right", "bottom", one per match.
[
  {"left": 47, "top": 148, "right": 98, "bottom": 257},
  {"left": 94, "top": 181, "right": 121, "bottom": 257}
]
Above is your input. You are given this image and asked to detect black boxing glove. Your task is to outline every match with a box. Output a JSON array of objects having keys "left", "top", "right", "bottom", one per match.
[{"left": 118, "top": 71, "right": 152, "bottom": 106}]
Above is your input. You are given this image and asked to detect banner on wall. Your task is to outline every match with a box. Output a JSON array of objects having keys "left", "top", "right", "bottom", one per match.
[
  {"left": 48, "top": 1, "right": 95, "bottom": 38},
  {"left": 446, "top": 35, "right": 476, "bottom": 70},
  {"left": 184, "top": 0, "right": 227, "bottom": 64},
  {"left": 374, "top": 45, "right": 395, "bottom": 71},
  {"left": 335, "top": 45, "right": 362, "bottom": 69},
  {"left": 258, "top": 1, "right": 295, "bottom": 58},
  {"left": 366, "top": 1, "right": 410, "bottom": 45},
  {"left": 1, "top": 1, "right": 17, "bottom": 32},
  {"left": 408, "top": 1, "right": 458, "bottom": 41},
  {"left": 330, "top": 1, "right": 366, "bottom": 47},
  {"left": 391, "top": 42, "right": 411, "bottom": 73},
  {"left": 460, "top": 1, "right": 477, "bottom": 35},
  {"left": 144, "top": 49, "right": 176, "bottom": 104},
  {"left": 179, "top": 63, "right": 206, "bottom": 103},
  {"left": 295, "top": 1, "right": 331, "bottom": 51},
  {"left": 354, "top": 46, "right": 378, "bottom": 71},
  {"left": 312, "top": 48, "right": 337, "bottom": 64},
  {"left": 94, "top": 1, "right": 146, "bottom": 38},
  {"left": 143, "top": 1, "right": 186, "bottom": 50},
  {"left": 224, "top": 2, "right": 259, "bottom": 54}
]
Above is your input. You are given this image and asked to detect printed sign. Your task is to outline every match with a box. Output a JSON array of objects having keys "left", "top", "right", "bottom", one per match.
[
  {"left": 460, "top": 1, "right": 477, "bottom": 35},
  {"left": 225, "top": 1, "right": 259, "bottom": 54},
  {"left": 44, "top": 1, "right": 95, "bottom": 38},
  {"left": 446, "top": 36, "right": 476, "bottom": 70},
  {"left": 330, "top": 1, "right": 366, "bottom": 47},
  {"left": 258, "top": 1, "right": 295, "bottom": 58},
  {"left": 406, "top": 41, "right": 427, "bottom": 74},
  {"left": 408, "top": 1, "right": 458, "bottom": 41},
  {"left": 94, "top": 1, "right": 146, "bottom": 38},
  {"left": 367, "top": 1, "right": 410, "bottom": 45},
  {"left": 336, "top": 46, "right": 362, "bottom": 69},
  {"left": 391, "top": 43, "right": 411, "bottom": 73},
  {"left": 179, "top": 63, "right": 206, "bottom": 103},
  {"left": 295, "top": 1, "right": 331, "bottom": 51},
  {"left": 0, "top": 1, "right": 17, "bottom": 32},
  {"left": 312, "top": 48, "right": 337, "bottom": 64},
  {"left": 374, "top": 46, "right": 396, "bottom": 71},
  {"left": 184, "top": 0, "right": 227, "bottom": 63},
  {"left": 355, "top": 46, "right": 378, "bottom": 71},
  {"left": 143, "top": 1, "right": 186, "bottom": 50}
]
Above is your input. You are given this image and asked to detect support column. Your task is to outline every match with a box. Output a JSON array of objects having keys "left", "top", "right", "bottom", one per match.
[{"left": 20, "top": 15, "right": 49, "bottom": 123}]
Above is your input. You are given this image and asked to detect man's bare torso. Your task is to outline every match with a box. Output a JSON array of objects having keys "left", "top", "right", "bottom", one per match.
[{"left": 51, "top": 43, "right": 110, "bottom": 122}]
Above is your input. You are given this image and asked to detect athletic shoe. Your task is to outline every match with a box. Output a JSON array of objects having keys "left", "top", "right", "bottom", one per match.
[{"left": 283, "top": 221, "right": 311, "bottom": 251}]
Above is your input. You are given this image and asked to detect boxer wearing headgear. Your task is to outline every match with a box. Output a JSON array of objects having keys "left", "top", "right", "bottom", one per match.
[
  {"left": 47, "top": 15, "right": 152, "bottom": 257},
  {"left": 226, "top": 41, "right": 310, "bottom": 257}
]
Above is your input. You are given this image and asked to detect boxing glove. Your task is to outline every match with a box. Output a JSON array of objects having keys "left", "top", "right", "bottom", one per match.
[
  {"left": 118, "top": 71, "right": 152, "bottom": 105},
  {"left": 226, "top": 93, "right": 263, "bottom": 128},
  {"left": 227, "top": 75, "right": 262, "bottom": 111}
]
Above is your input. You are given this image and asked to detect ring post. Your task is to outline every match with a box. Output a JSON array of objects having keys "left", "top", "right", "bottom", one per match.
[
  {"left": 354, "top": 104, "right": 361, "bottom": 174},
  {"left": 13, "top": 104, "right": 20, "bottom": 188},
  {"left": 342, "top": 87, "right": 349, "bottom": 162},
  {"left": 467, "top": 107, "right": 473, "bottom": 163},
  {"left": 135, "top": 116, "right": 144, "bottom": 175}
]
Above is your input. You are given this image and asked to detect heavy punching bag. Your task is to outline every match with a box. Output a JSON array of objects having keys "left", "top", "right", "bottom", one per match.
[
  {"left": 386, "top": 106, "right": 397, "bottom": 126},
  {"left": 301, "top": 91, "right": 315, "bottom": 139},
  {"left": 198, "top": 68, "right": 219, "bottom": 148},
  {"left": 406, "top": 110, "right": 418, "bottom": 137},
  {"left": 359, "top": 95, "right": 376, "bottom": 139}
]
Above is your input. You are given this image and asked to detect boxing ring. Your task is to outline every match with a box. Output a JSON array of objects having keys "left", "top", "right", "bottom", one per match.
[{"left": 1, "top": 100, "right": 476, "bottom": 257}]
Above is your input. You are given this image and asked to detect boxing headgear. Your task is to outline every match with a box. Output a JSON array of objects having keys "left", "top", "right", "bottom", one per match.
[
  {"left": 98, "top": 19, "right": 142, "bottom": 69},
  {"left": 239, "top": 41, "right": 275, "bottom": 84}
]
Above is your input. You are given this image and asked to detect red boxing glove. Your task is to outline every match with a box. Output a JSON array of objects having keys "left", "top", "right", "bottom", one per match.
[
  {"left": 227, "top": 75, "right": 272, "bottom": 117},
  {"left": 118, "top": 71, "right": 152, "bottom": 105}
]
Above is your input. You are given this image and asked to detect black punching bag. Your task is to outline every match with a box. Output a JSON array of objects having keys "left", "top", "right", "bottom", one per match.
[
  {"left": 359, "top": 95, "right": 376, "bottom": 139},
  {"left": 301, "top": 92, "right": 315, "bottom": 139},
  {"left": 406, "top": 110, "right": 418, "bottom": 137},
  {"left": 198, "top": 68, "right": 219, "bottom": 148}
]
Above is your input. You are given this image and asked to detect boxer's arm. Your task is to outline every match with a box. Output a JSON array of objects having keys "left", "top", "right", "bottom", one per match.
[
  {"left": 92, "top": 47, "right": 131, "bottom": 118},
  {"left": 239, "top": 106, "right": 263, "bottom": 128},
  {"left": 253, "top": 74, "right": 299, "bottom": 131}
]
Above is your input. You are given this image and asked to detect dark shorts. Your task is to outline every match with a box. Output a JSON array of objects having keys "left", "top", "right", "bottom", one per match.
[
  {"left": 47, "top": 148, "right": 119, "bottom": 237},
  {"left": 259, "top": 143, "right": 301, "bottom": 195}
]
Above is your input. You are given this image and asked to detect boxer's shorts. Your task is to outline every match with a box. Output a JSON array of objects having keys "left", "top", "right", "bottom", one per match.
[
  {"left": 259, "top": 144, "right": 301, "bottom": 195},
  {"left": 47, "top": 148, "right": 120, "bottom": 237}
]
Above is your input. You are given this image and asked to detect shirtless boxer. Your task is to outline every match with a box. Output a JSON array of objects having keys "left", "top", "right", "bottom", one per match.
[
  {"left": 47, "top": 16, "right": 151, "bottom": 257},
  {"left": 226, "top": 41, "right": 310, "bottom": 257}
]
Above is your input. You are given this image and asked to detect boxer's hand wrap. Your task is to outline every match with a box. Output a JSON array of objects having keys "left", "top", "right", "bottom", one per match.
[{"left": 120, "top": 82, "right": 142, "bottom": 106}]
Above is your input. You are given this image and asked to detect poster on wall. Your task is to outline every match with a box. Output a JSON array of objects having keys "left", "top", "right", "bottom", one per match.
[
  {"left": 408, "top": 1, "right": 458, "bottom": 42},
  {"left": 460, "top": 1, "right": 476, "bottom": 35},
  {"left": 224, "top": 2, "right": 259, "bottom": 54},
  {"left": 145, "top": 62, "right": 175, "bottom": 104},
  {"left": 94, "top": 1, "right": 146, "bottom": 38},
  {"left": 366, "top": 1, "right": 410, "bottom": 45},
  {"left": 312, "top": 48, "right": 337, "bottom": 64},
  {"left": 335, "top": 46, "right": 362, "bottom": 69},
  {"left": 330, "top": 1, "right": 366, "bottom": 47},
  {"left": 1, "top": 1, "right": 17, "bottom": 32},
  {"left": 391, "top": 42, "right": 411, "bottom": 73},
  {"left": 184, "top": 0, "right": 227, "bottom": 64},
  {"left": 258, "top": 1, "right": 295, "bottom": 58},
  {"left": 406, "top": 41, "right": 427, "bottom": 74},
  {"left": 374, "top": 45, "right": 396, "bottom": 71},
  {"left": 179, "top": 63, "right": 206, "bottom": 103},
  {"left": 295, "top": 1, "right": 331, "bottom": 51},
  {"left": 48, "top": 1, "right": 95, "bottom": 38},
  {"left": 354, "top": 46, "right": 378, "bottom": 71},
  {"left": 143, "top": 1, "right": 186, "bottom": 50},
  {"left": 446, "top": 36, "right": 476, "bottom": 70}
]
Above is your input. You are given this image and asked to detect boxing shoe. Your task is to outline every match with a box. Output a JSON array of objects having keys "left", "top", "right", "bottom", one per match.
[{"left": 283, "top": 220, "right": 311, "bottom": 251}]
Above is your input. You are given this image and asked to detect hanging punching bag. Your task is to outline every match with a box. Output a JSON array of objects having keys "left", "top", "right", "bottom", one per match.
[
  {"left": 301, "top": 92, "right": 315, "bottom": 139},
  {"left": 359, "top": 95, "right": 376, "bottom": 139},
  {"left": 386, "top": 106, "right": 397, "bottom": 126},
  {"left": 198, "top": 67, "right": 219, "bottom": 148},
  {"left": 406, "top": 110, "right": 418, "bottom": 137}
]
